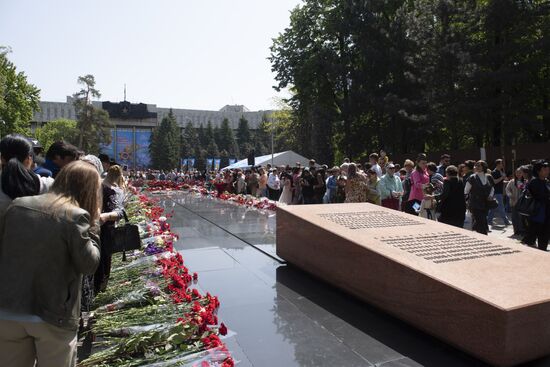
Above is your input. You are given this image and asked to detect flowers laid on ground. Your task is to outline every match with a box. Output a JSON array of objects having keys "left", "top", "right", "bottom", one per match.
[
  {"left": 78, "top": 191, "right": 233, "bottom": 367},
  {"left": 217, "top": 192, "right": 277, "bottom": 211},
  {"left": 131, "top": 179, "right": 278, "bottom": 212}
]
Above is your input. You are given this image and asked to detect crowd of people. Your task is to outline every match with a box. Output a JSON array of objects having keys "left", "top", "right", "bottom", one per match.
[
  {"left": 0, "top": 135, "right": 127, "bottom": 367},
  {"left": 156, "top": 151, "right": 548, "bottom": 251},
  {"left": 0, "top": 134, "right": 548, "bottom": 366}
]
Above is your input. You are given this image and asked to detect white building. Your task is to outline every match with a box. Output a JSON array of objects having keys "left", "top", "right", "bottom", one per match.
[
  {"left": 32, "top": 96, "right": 271, "bottom": 130},
  {"left": 31, "top": 97, "right": 273, "bottom": 169}
]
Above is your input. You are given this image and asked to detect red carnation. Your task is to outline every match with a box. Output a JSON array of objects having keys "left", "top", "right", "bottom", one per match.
[
  {"left": 221, "top": 357, "right": 234, "bottom": 367},
  {"left": 219, "top": 323, "right": 228, "bottom": 336}
]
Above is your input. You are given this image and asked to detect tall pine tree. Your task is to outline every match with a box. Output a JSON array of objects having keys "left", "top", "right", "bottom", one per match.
[
  {"left": 181, "top": 121, "right": 197, "bottom": 159},
  {"left": 218, "top": 118, "right": 240, "bottom": 158},
  {"left": 150, "top": 109, "right": 181, "bottom": 170},
  {"left": 204, "top": 121, "right": 219, "bottom": 158},
  {"left": 236, "top": 116, "right": 254, "bottom": 157},
  {"left": 73, "top": 74, "right": 111, "bottom": 153}
]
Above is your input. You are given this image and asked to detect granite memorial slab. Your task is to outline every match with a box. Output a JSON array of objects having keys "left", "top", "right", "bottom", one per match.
[{"left": 276, "top": 203, "right": 550, "bottom": 366}]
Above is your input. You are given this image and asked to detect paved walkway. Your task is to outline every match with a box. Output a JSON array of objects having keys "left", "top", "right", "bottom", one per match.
[{"left": 161, "top": 193, "right": 549, "bottom": 367}]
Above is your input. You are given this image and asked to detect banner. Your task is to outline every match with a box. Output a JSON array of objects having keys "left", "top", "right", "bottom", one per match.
[
  {"left": 206, "top": 158, "right": 213, "bottom": 170},
  {"left": 214, "top": 158, "right": 221, "bottom": 171},
  {"left": 182, "top": 158, "right": 188, "bottom": 169},
  {"left": 116, "top": 129, "right": 134, "bottom": 169},
  {"left": 134, "top": 129, "right": 152, "bottom": 169},
  {"left": 100, "top": 129, "right": 116, "bottom": 160},
  {"left": 228, "top": 158, "right": 237, "bottom": 166},
  {"left": 188, "top": 158, "right": 195, "bottom": 168}
]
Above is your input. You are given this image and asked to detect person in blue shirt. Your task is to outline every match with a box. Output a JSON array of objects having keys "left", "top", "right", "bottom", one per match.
[
  {"left": 41, "top": 141, "right": 80, "bottom": 178},
  {"left": 323, "top": 166, "right": 339, "bottom": 203},
  {"left": 32, "top": 155, "right": 53, "bottom": 177}
]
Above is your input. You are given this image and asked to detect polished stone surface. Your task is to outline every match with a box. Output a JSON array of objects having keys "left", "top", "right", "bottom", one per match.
[
  {"left": 277, "top": 203, "right": 550, "bottom": 366},
  {"left": 160, "top": 193, "right": 550, "bottom": 367}
]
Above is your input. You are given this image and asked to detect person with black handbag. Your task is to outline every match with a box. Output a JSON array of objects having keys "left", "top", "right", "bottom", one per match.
[
  {"left": 94, "top": 165, "right": 125, "bottom": 293},
  {"left": 464, "top": 160, "right": 494, "bottom": 235},
  {"left": 522, "top": 160, "right": 550, "bottom": 251}
]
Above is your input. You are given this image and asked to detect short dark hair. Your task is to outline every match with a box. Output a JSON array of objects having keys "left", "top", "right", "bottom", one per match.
[
  {"left": 417, "top": 153, "right": 427, "bottom": 162},
  {"left": 369, "top": 153, "right": 379, "bottom": 160},
  {"left": 45, "top": 141, "right": 79, "bottom": 161},
  {"left": 427, "top": 162, "right": 438, "bottom": 172},
  {"left": 98, "top": 153, "right": 110, "bottom": 163},
  {"left": 446, "top": 165, "right": 458, "bottom": 177},
  {"left": 465, "top": 160, "right": 475, "bottom": 170},
  {"left": 532, "top": 159, "right": 549, "bottom": 177},
  {"left": 476, "top": 160, "right": 488, "bottom": 171}
]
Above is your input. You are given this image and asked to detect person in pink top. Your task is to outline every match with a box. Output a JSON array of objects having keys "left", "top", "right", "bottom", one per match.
[{"left": 406, "top": 154, "right": 429, "bottom": 216}]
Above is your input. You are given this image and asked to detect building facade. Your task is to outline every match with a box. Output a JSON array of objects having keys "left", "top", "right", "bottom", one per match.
[{"left": 32, "top": 97, "right": 272, "bottom": 169}]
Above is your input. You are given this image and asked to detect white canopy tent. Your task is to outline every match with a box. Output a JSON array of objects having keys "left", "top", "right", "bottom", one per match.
[{"left": 221, "top": 150, "right": 311, "bottom": 170}]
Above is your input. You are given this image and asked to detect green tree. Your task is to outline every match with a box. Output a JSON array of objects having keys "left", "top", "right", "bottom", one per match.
[
  {"left": 213, "top": 125, "right": 221, "bottom": 149},
  {"left": 205, "top": 121, "right": 215, "bottom": 143},
  {"left": 197, "top": 123, "right": 206, "bottom": 146},
  {"left": 203, "top": 121, "right": 219, "bottom": 158},
  {"left": 195, "top": 147, "right": 207, "bottom": 171},
  {"left": 181, "top": 121, "right": 197, "bottom": 159},
  {"left": 236, "top": 116, "right": 254, "bottom": 157},
  {"left": 254, "top": 115, "right": 272, "bottom": 156},
  {"left": 73, "top": 74, "right": 111, "bottom": 153},
  {"left": 35, "top": 118, "right": 78, "bottom": 151},
  {"left": 218, "top": 118, "right": 239, "bottom": 158},
  {"left": 0, "top": 46, "right": 40, "bottom": 137},
  {"left": 270, "top": 0, "right": 550, "bottom": 162},
  {"left": 206, "top": 140, "right": 219, "bottom": 158},
  {"left": 150, "top": 109, "right": 181, "bottom": 170}
]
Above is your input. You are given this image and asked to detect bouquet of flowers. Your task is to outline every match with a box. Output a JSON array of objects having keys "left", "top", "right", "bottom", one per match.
[{"left": 78, "top": 188, "right": 234, "bottom": 367}]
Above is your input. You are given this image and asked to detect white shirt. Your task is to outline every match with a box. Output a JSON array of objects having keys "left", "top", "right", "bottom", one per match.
[
  {"left": 372, "top": 164, "right": 383, "bottom": 178},
  {"left": 464, "top": 172, "right": 494, "bottom": 197}
]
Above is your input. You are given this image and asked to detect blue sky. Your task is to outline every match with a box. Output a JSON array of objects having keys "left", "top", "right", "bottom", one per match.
[{"left": 0, "top": 0, "right": 301, "bottom": 111}]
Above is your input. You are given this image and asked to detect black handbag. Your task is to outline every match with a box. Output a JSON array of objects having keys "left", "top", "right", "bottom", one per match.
[
  {"left": 110, "top": 210, "right": 141, "bottom": 255},
  {"left": 516, "top": 189, "right": 537, "bottom": 217},
  {"left": 487, "top": 197, "right": 499, "bottom": 210}
]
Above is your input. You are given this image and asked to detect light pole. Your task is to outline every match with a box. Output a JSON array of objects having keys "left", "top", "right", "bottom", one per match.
[{"left": 271, "top": 122, "right": 274, "bottom": 167}]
